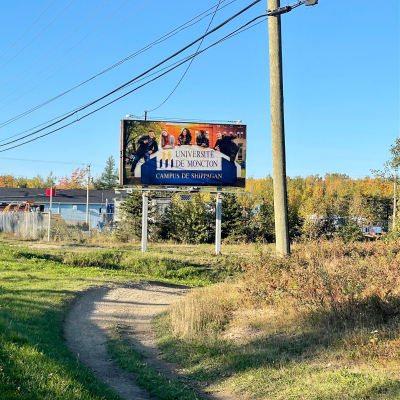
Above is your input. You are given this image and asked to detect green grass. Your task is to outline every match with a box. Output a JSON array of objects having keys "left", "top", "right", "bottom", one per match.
[
  {"left": 0, "top": 245, "right": 127, "bottom": 400},
  {"left": 0, "top": 241, "right": 247, "bottom": 399},
  {"left": 107, "top": 325, "right": 201, "bottom": 400}
]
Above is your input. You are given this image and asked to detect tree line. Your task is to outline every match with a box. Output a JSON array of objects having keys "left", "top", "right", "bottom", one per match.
[
  {"left": 0, "top": 156, "right": 119, "bottom": 190},
  {"left": 117, "top": 173, "right": 396, "bottom": 244}
]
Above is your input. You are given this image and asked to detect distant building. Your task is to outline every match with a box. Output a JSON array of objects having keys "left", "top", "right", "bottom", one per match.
[{"left": 0, "top": 188, "right": 122, "bottom": 228}]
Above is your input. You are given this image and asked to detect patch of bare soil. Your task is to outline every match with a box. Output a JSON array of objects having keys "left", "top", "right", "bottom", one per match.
[{"left": 64, "top": 282, "right": 231, "bottom": 400}]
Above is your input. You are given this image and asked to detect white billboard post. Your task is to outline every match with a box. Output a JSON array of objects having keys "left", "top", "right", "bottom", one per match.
[
  {"left": 215, "top": 190, "right": 222, "bottom": 255},
  {"left": 141, "top": 190, "right": 149, "bottom": 252}
]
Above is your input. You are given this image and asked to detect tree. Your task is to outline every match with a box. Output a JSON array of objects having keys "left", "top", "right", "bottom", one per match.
[
  {"left": 94, "top": 156, "right": 119, "bottom": 190},
  {"left": 117, "top": 191, "right": 143, "bottom": 241},
  {"left": 159, "top": 193, "right": 214, "bottom": 244},
  {"left": 44, "top": 172, "right": 57, "bottom": 188},
  {"left": 0, "top": 175, "right": 18, "bottom": 187},
  {"left": 57, "top": 168, "right": 87, "bottom": 189},
  {"left": 221, "top": 193, "right": 249, "bottom": 242},
  {"left": 26, "top": 174, "right": 45, "bottom": 188}
]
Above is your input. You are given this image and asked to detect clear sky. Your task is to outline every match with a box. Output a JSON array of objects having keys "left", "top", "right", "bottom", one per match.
[{"left": 0, "top": 0, "right": 398, "bottom": 182}]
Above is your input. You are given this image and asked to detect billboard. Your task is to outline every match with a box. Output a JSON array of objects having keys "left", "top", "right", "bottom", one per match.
[{"left": 120, "top": 120, "right": 246, "bottom": 187}]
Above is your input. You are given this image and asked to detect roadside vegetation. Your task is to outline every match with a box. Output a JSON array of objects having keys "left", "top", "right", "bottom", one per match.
[
  {"left": 2, "top": 232, "right": 400, "bottom": 399},
  {"left": 0, "top": 239, "right": 247, "bottom": 399},
  {"left": 156, "top": 239, "right": 400, "bottom": 399}
]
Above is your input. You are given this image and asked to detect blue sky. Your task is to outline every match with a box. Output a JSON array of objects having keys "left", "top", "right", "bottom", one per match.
[{"left": 0, "top": 0, "right": 398, "bottom": 182}]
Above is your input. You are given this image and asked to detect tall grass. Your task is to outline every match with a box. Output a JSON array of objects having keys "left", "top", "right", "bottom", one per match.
[{"left": 156, "top": 240, "right": 400, "bottom": 399}]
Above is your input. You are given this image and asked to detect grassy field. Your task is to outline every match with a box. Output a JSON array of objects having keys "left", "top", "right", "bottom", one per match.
[
  {"left": 155, "top": 240, "right": 400, "bottom": 400},
  {"left": 3, "top": 236, "right": 400, "bottom": 399},
  {"left": 0, "top": 238, "right": 248, "bottom": 399}
]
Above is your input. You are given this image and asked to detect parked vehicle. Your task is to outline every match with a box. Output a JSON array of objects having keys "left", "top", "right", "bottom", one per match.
[{"left": 0, "top": 202, "right": 45, "bottom": 212}]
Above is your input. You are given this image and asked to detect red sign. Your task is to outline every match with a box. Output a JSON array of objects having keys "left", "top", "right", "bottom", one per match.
[{"left": 46, "top": 188, "right": 56, "bottom": 197}]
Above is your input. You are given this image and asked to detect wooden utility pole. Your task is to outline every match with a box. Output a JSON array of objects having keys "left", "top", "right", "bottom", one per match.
[
  {"left": 268, "top": 0, "right": 290, "bottom": 255},
  {"left": 394, "top": 169, "right": 397, "bottom": 229}
]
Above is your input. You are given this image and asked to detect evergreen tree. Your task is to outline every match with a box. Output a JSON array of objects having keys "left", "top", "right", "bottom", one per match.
[
  {"left": 44, "top": 172, "right": 57, "bottom": 188},
  {"left": 221, "top": 193, "right": 249, "bottom": 242},
  {"left": 159, "top": 194, "right": 214, "bottom": 243},
  {"left": 117, "top": 191, "right": 143, "bottom": 241},
  {"left": 94, "top": 156, "right": 119, "bottom": 190}
]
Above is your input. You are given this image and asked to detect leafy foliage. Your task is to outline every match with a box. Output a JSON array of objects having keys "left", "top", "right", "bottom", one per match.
[
  {"left": 57, "top": 168, "right": 87, "bottom": 189},
  {"left": 159, "top": 193, "right": 214, "bottom": 244}
]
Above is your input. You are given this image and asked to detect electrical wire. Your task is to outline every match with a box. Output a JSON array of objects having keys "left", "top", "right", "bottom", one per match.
[
  {"left": 0, "top": 0, "right": 236, "bottom": 128},
  {"left": 0, "top": 0, "right": 56, "bottom": 61},
  {"left": 0, "top": 156, "right": 102, "bottom": 167},
  {"left": 0, "top": 13, "right": 267, "bottom": 154},
  {"left": 0, "top": 10, "right": 263, "bottom": 146},
  {"left": 0, "top": 0, "right": 113, "bottom": 90},
  {"left": 147, "top": 0, "right": 222, "bottom": 113},
  {"left": 0, "top": 0, "right": 76, "bottom": 70},
  {"left": 1, "top": 0, "right": 256, "bottom": 141},
  {"left": 0, "top": 0, "right": 149, "bottom": 104}
]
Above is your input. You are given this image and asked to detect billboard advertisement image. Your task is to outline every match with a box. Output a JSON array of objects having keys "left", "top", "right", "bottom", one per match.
[{"left": 120, "top": 120, "right": 246, "bottom": 187}]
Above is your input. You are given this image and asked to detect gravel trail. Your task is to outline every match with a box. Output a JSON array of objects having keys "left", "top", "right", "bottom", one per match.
[{"left": 64, "top": 281, "right": 229, "bottom": 400}]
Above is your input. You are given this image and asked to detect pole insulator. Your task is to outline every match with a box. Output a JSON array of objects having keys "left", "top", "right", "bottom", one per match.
[{"left": 268, "top": 5, "right": 292, "bottom": 16}]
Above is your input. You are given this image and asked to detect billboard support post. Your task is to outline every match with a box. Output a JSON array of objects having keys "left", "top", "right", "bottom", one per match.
[
  {"left": 141, "top": 191, "right": 149, "bottom": 252},
  {"left": 215, "top": 190, "right": 222, "bottom": 255}
]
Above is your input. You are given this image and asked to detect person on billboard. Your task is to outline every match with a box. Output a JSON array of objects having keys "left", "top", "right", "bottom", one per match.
[
  {"left": 196, "top": 130, "right": 209, "bottom": 148},
  {"left": 177, "top": 128, "right": 192, "bottom": 146},
  {"left": 130, "top": 129, "right": 158, "bottom": 176},
  {"left": 214, "top": 131, "right": 239, "bottom": 163},
  {"left": 160, "top": 129, "right": 175, "bottom": 149},
  {"left": 213, "top": 131, "right": 229, "bottom": 156},
  {"left": 229, "top": 132, "right": 240, "bottom": 162}
]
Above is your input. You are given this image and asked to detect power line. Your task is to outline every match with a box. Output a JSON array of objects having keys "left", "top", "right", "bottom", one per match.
[
  {"left": 0, "top": 0, "right": 251, "bottom": 140},
  {"left": 0, "top": 0, "right": 76, "bottom": 70},
  {"left": 0, "top": 156, "right": 102, "bottom": 167},
  {"left": 0, "top": 11, "right": 264, "bottom": 148},
  {"left": 147, "top": 0, "right": 223, "bottom": 113},
  {"left": 0, "top": 13, "right": 267, "bottom": 153},
  {"left": 0, "top": 0, "right": 56, "bottom": 61},
  {"left": 0, "top": 0, "right": 236, "bottom": 128},
  {"left": 0, "top": 0, "right": 113, "bottom": 90},
  {"left": 0, "top": 0, "right": 150, "bottom": 104}
]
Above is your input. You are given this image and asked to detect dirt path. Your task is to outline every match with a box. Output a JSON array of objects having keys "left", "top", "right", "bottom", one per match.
[{"left": 64, "top": 282, "right": 229, "bottom": 400}]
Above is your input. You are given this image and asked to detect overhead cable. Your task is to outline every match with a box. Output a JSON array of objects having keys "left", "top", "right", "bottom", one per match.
[
  {"left": 0, "top": 0, "right": 56, "bottom": 61},
  {"left": 0, "top": 0, "right": 150, "bottom": 103},
  {"left": 0, "top": 0, "right": 236, "bottom": 127},
  {"left": 0, "top": 0, "right": 113, "bottom": 90},
  {"left": 0, "top": 11, "right": 263, "bottom": 146},
  {"left": 0, "top": 0, "right": 76, "bottom": 70},
  {"left": 0, "top": 13, "right": 267, "bottom": 153},
  {"left": 147, "top": 0, "right": 223, "bottom": 113}
]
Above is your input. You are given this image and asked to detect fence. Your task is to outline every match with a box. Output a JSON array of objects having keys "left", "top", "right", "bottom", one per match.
[
  {"left": 0, "top": 211, "right": 116, "bottom": 240},
  {"left": 0, "top": 212, "right": 49, "bottom": 239}
]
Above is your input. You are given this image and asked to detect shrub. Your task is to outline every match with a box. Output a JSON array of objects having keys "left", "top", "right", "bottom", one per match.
[{"left": 240, "top": 240, "right": 400, "bottom": 319}]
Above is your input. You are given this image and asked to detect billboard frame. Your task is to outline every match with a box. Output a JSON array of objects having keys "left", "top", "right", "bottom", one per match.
[{"left": 120, "top": 119, "right": 246, "bottom": 188}]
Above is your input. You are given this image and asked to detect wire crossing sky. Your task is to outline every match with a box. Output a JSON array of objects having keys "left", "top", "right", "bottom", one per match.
[{"left": 0, "top": 0, "right": 398, "bottom": 181}]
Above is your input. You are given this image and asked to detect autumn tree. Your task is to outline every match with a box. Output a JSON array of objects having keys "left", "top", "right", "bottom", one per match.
[
  {"left": 0, "top": 175, "right": 18, "bottom": 187},
  {"left": 57, "top": 168, "right": 87, "bottom": 189}
]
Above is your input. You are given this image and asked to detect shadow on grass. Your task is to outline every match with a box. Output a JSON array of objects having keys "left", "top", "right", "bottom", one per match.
[{"left": 160, "top": 296, "right": 400, "bottom": 394}]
